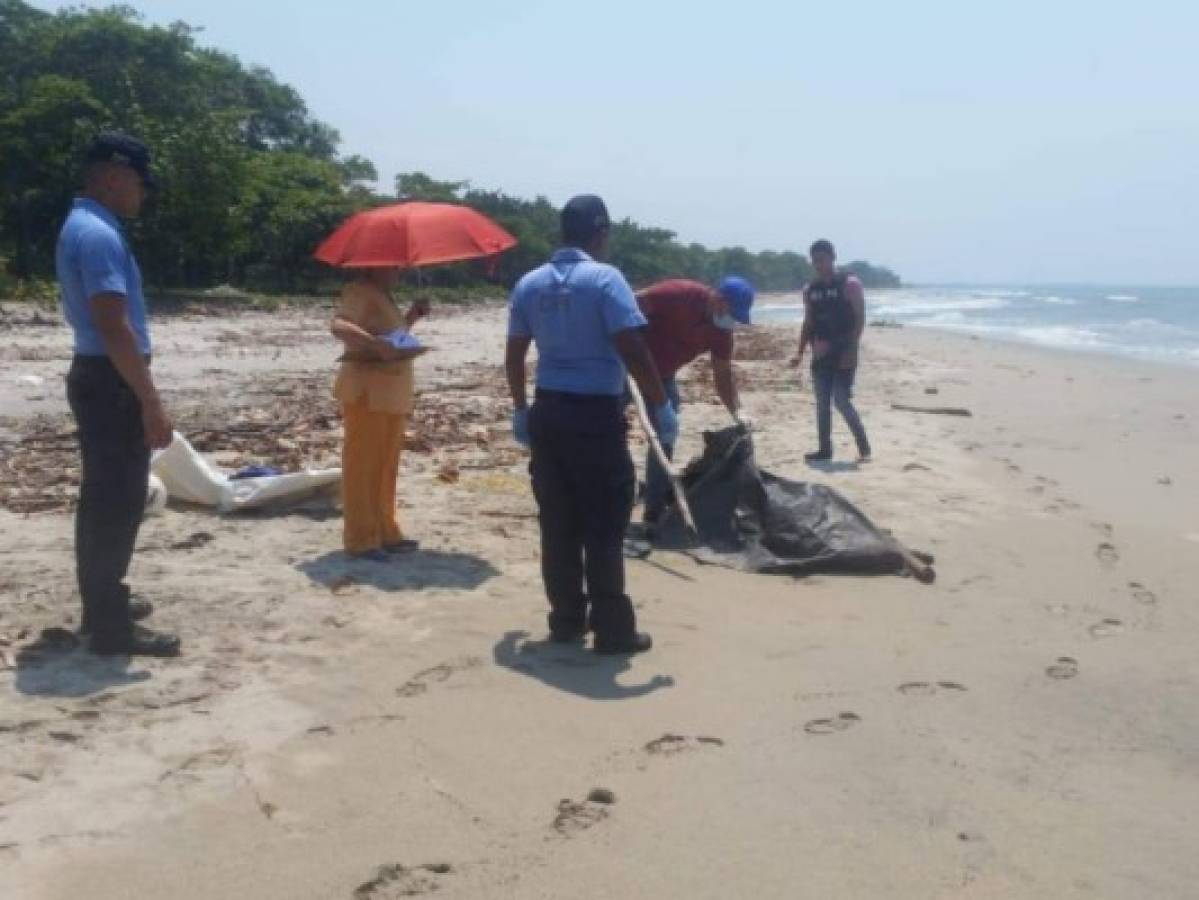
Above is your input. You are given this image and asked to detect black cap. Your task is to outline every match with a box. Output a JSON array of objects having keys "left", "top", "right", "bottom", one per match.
[
  {"left": 561, "top": 194, "right": 610, "bottom": 244},
  {"left": 86, "top": 132, "right": 156, "bottom": 187}
]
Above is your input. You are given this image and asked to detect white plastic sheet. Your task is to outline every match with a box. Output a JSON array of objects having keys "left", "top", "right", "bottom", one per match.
[{"left": 151, "top": 432, "right": 340, "bottom": 513}]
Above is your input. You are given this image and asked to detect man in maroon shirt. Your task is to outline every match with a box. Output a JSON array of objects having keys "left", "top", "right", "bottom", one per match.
[{"left": 634, "top": 275, "right": 755, "bottom": 529}]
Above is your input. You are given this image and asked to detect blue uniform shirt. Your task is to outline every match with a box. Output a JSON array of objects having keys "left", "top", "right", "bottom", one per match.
[
  {"left": 55, "top": 198, "right": 150, "bottom": 356},
  {"left": 508, "top": 248, "right": 646, "bottom": 396}
]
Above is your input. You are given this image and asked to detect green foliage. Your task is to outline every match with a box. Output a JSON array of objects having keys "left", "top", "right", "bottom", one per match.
[
  {"left": 392, "top": 178, "right": 832, "bottom": 292},
  {"left": 460, "top": 188, "right": 558, "bottom": 286},
  {"left": 0, "top": 270, "right": 57, "bottom": 305},
  {"left": 842, "top": 260, "right": 901, "bottom": 288},
  {"left": 0, "top": 1, "right": 371, "bottom": 290},
  {"left": 395, "top": 172, "right": 469, "bottom": 203},
  {"left": 0, "top": 1, "right": 900, "bottom": 298},
  {"left": 230, "top": 152, "right": 358, "bottom": 291}
]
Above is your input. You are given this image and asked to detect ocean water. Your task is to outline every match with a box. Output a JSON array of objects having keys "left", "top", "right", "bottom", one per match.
[{"left": 755, "top": 285, "right": 1199, "bottom": 368}]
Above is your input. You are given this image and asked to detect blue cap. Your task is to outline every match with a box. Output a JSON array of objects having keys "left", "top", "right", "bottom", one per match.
[
  {"left": 561, "top": 194, "right": 611, "bottom": 244},
  {"left": 718, "top": 275, "right": 755, "bottom": 324}
]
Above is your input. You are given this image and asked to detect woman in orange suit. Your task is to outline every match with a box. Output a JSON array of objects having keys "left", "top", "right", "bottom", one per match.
[{"left": 330, "top": 267, "right": 427, "bottom": 560}]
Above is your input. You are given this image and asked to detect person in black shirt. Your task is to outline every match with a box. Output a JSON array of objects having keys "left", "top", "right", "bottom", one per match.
[{"left": 794, "top": 239, "right": 872, "bottom": 463}]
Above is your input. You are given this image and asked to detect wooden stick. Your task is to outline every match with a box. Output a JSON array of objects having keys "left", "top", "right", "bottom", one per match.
[
  {"left": 891, "top": 403, "right": 972, "bottom": 417},
  {"left": 626, "top": 375, "right": 699, "bottom": 538}
]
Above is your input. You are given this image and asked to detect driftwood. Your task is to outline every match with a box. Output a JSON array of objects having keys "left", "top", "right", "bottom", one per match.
[{"left": 891, "top": 404, "right": 973, "bottom": 417}]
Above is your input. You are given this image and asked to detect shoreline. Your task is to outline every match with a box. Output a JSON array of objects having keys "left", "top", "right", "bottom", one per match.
[
  {"left": 875, "top": 320, "right": 1199, "bottom": 371},
  {"left": 754, "top": 286, "right": 1199, "bottom": 371}
]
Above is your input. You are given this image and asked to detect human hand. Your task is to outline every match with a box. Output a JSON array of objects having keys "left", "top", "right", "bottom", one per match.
[
  {"left": 653, "top": 401, "right": 679, "bottom": 447},
  {"left": 813, "top": 338, "right": 831, "bottom": 359},
  {"left": 512, "top": 408, "right": 530, "bottom": 447},
  {"left": 371, "top": 336, "right": 401, "bottom": 361},
  {"left": 407, "top": 300, "right": 430, "bottom": 326},
  {"left": 839, "top": 346, "right": 858, "bottom": 369},
  {"left": 141, "top": 397, "right": 173, "bottom": 450}
]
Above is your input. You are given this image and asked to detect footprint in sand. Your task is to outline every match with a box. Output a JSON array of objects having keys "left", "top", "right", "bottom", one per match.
[
  {"left": 1129, "top": 582, "right": 1158, "bottom": 605},
  {"left": 1095, "top": 543, "right": 1119, "bottom": 566},
  {"left": 1046, "top": 657, "right": 1079, "bottom": 680},
  {"left": 804, "top": 712, "right": 861, "bottom": 735},
  {"left": 159, "top": 745, "right": 240, "bottom": 783},
  {"left": 897, "top": 681, "right": 968, "bottom": 696},
  {"left": 396, "top": 658, "right": 481, "bottom": 698},
  {"left": 644, "top": 734, "right": 725, "bottom": 755},
  {"left": 354, "top": 863, "right": 452, "bottom": 898},
  {"left": 553, "top": 798, "right": 610, "bottom": 836},
  {"left": 1088, "top": 618, "right": 1124, "bottom": 639}
]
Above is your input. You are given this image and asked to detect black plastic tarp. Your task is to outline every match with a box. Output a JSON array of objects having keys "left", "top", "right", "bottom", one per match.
[{"left": 651, "top": 426, "right": 932, "bottom": 579}]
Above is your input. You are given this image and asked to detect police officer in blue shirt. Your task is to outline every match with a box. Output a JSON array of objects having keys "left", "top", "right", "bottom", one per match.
[
  {"left": 506, "top": 195, "right": 678, "bottom": 655},
  {"left": 56, "top": 133, "right": 180, "bottom": 657}
]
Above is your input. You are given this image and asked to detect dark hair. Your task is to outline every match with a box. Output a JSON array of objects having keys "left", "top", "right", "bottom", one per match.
[
  {"left": 809, "top": 239, "right": 836, "bottom": 258},
  {"left": 85, "top": 131, "right": 155, "bottom": 187}
]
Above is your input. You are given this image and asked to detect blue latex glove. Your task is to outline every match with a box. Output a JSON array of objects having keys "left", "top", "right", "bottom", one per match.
[
  {"left": 653, "top": 400, "right": 680, "bottom": 447},
  {"left": 512, "top": 408, "right": 531, "bottom": 447}
]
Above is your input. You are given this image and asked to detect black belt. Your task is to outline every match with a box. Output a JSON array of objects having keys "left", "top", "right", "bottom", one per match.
[
  {"left": 535, "top": 388, "right": 621, "bottom": 405},
  {"left": 71, "top": 353, "right": 152, "bottom": 369}
]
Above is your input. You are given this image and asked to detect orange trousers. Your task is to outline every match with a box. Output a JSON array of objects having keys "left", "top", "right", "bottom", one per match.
[{"left": 341, "top": 401, "right": 406, "bottom": 554}]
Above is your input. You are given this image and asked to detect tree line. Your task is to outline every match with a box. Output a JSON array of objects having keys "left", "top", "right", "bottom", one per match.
[{"left": 0, "top": 1, "right": 901, "bottom": 295}]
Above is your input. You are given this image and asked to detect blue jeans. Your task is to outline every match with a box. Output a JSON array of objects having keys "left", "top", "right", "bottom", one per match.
[
  {"left": 812, "top": 364, "right": 870, "bottom": 457},
  {"left": 643, "top": 377, "right": 681, "bottom": 522}
]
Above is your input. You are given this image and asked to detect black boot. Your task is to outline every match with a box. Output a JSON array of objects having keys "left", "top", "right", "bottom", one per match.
[
  {"left": 90, "top": 624, "right": 181, "bottom": 658},
  {"left": 594, "top": 632, "right": 653, "bottom": 655}
]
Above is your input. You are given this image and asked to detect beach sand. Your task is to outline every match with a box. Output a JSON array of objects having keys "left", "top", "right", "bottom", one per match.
[{"left": 1, "top": 300, "right": 1197, "bottom": 899}]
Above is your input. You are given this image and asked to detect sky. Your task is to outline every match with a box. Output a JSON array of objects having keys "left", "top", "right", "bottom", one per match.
[{"left": 32, "top": 0, "right": 1199, "bottom": 285}]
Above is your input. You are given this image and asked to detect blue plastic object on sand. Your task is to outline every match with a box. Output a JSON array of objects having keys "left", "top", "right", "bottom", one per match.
[
  {"left": 384, "top": 329, "right": 424, "bottom": 351},
  {"left": 231, "top": 465, "right": 282, "bottom": 480}
]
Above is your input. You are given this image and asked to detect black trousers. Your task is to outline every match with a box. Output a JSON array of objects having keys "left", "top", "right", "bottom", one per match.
[
  {"left": 66, "top": 355, "right": 150, "bottom": 639},
  {"left": 528, "top": 389, "right": 637, "bottom": 643}
]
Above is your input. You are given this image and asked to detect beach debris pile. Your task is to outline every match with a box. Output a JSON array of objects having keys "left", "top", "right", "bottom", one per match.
[
  {"left": 407, "top": 365, "right": 518, "bottom": 463},
  {"left": 0, "top": 305, "right": 60, "bottom": 329},
  {"left": 0, "top": 363, "right": 519, "bottom": 515},
  {"left": 680, "top": 326, "right": 796, "bottom": 404},
  {"left": 0, "top": 415, "right": 79, "bottom": 514},
  {"left": 185, "top": 375, "right": 344, "bottom": 472}
]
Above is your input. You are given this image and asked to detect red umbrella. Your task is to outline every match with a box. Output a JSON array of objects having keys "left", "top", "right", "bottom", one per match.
[{"left": 314, "top": 201, "right": 517, "bottom": 269}]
